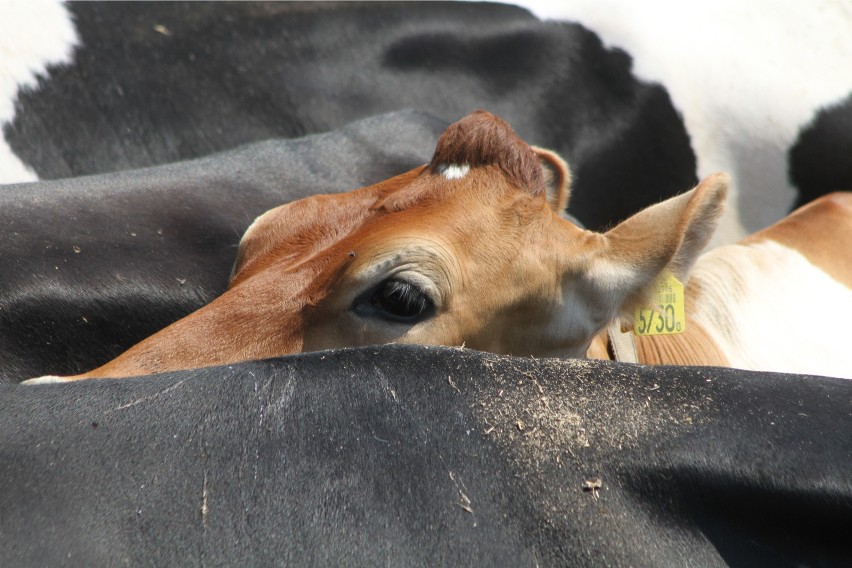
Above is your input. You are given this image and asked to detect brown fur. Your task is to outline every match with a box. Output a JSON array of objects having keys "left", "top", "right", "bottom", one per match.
[
  {"left": 232, "top": 168, "right": 424, "bottom": 286},
  {"left": 428, "top": 110, "right": 544, "bottom": 195}
]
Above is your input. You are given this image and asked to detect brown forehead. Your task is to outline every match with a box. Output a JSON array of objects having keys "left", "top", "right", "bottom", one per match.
[
  {"left": 332, "top": 168, "right": 551, "bottom": 262},
  {"left": 233, "top": 165, "right": 552, "bottom": 289},
  {"left": 230, "top": 168, "right": 422, "bottom": 286}
]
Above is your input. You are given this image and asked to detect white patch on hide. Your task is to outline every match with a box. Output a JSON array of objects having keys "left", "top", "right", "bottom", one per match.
[
  {"left": 689, "top": 240, "right": 852, "bottom": 379},
  {"left": 0, "top": 0, "right": 78, "bottom": 184}
]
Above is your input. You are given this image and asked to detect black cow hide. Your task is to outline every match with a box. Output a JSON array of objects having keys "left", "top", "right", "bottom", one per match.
[{"left": 2, "top": 346, "right": 849, "bottom": 566}]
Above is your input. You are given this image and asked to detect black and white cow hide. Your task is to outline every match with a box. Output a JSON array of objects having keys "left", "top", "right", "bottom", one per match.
[
  {"left": 513, "top": 0, "right": 852, "bottom": 245},
  {"left": 789, "top": 93, "right": 852, "bottom": 210},
  {"left": 1, "top": 0, "right": 696, "bottom": 232},
  {"left": 4, "top": 2, "right": 851, "bottom": 242}
]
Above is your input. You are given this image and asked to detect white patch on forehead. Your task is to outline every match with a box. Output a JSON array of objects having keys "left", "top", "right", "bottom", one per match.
[
  {"left": 436, "top": 163, "right": 470, "bottom": 180},
  {"left": 690, "top": 240, "right": 852, "bottom": 379}
]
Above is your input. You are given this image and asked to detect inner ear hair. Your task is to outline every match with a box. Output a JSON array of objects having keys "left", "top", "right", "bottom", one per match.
[
  {"left": 664, "top": 173, "right": 729, "bottom": 280},
  {"left": 592, "top": 173, "right": 729, "bottom": 322},
  {"left": 533, "top": 146, "right": 571, "bottom": 213}
]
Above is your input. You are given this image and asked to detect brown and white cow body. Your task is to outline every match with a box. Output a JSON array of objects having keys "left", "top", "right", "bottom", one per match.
[
  {"left": 26, "top": 111, "right": 852, "bottom": 383},
  {"left": 587, "top": 192, "right": 852, "bottom": 380},
  {"left": 658, "top": 193, "right": 852, "bottom": 377}
]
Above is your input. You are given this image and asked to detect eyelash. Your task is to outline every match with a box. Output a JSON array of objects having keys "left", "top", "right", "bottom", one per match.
[{"left": 354, "top": 278, "right": 436, "bottom": 323}]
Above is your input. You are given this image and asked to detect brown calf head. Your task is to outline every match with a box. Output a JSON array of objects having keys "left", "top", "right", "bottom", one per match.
[{"left": 43, "top": 110, "right": 726, "bottom": 380}]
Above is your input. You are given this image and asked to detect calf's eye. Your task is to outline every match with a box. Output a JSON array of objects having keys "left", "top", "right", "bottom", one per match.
[{"left": 356, "top": 279, "right": 435, "bottom": 323}]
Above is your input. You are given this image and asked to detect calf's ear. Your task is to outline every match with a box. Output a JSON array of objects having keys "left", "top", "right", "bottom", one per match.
[
  {"left": 533, "top": 147, "right": 571, "bottom": 213},
  {"left": 583, "top": 173, "right": 728, "bottom": 323}
]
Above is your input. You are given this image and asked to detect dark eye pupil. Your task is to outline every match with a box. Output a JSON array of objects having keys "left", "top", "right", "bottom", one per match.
[{"left": 371, "top": 280, "right": 432, "bottom": 320}]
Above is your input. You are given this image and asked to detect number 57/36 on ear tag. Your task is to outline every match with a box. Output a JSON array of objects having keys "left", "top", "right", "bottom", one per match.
[{"left": 634, "top": 272, "right": 685, "bottom": 336}]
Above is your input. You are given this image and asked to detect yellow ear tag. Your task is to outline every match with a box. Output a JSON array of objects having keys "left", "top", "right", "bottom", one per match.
[{"left": 634, "top": 272, "right": 685, "bottom": 336}]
